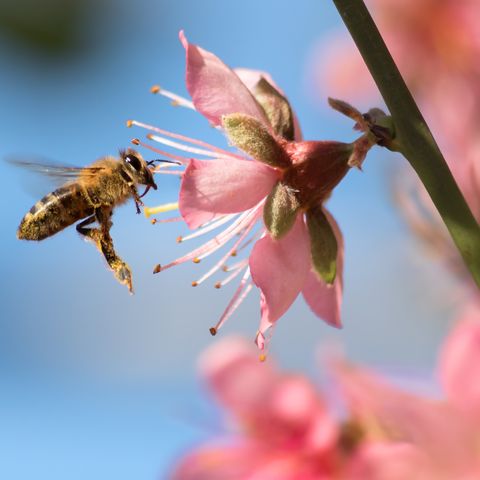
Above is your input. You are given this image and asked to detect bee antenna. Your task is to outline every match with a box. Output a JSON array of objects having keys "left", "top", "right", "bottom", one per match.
[{"left": 147, "top": 159, "right": 182, "bottom": 166}]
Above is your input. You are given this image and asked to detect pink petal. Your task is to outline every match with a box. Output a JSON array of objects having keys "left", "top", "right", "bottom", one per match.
[
  {"left": 179, "top": 158, "right": 278, "bottom": 229},
  {"left": 346, "top": 443, "right": 430, "bottom": 480},
  {"left": 199, "top": 336, "right": 279, "bottom": 418},
  {"left": 171, "top": 443, "right": 262, "bottom": 480},
  {"left": 302, "top": 209, "right": 344, "bottom": 328},
  {"left": 179, "top": 31, "right": 269, "bottom": 128},
  {"left": 439, "top": 302, "right": 480, "bottom": 417},
  {"left": 333, "top": 360, "right": 479, "bottom": 474},
  {"left": 269, "top": 375, "right": 338, "bottom": 454},
  {"left": 250, "top": 216, "right": 311, "bottom": 330}
]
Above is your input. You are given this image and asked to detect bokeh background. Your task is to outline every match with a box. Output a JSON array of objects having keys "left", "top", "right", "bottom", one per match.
[{"left": 0, "top": 0, "right": 456, "bottom": 478}]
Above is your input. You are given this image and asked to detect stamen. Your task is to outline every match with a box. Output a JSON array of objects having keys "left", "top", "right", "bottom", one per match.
[
  {"left": 192, "top": 214, "right": 258, "bottom": 287},
  {"left": 222, "top": 258, "right": 248, "bottom": 273},
  {"left": 152, "top": 169, "right": 184, "bottom": 176},
  {"left": 179, "top": 214, "right": 236, "bottom": 243},
  {"left": 216, "top": 259, "right": 249, "bottom": 288},
  {"left": 212, "top": 271, "right": 253, "bottom": 333},
  {"left": 151, "top": 216, "right": 183, "bottom": 224},
  {"left": 153, "top": 264, "right": 161, "bottom": 274},
  {"left": 147, "top": 133, "right": 233, "bottom": 160},
  {"left": 255, "top": 323, "right": 276, "bottom": 352},
  {"left": 128, "top": 120, "right": 245, "bottom": 160},
  {"left": 131, "top": 138, "right": 189, "bottom": 164},
  {"left": 159, "top": 209, "right": 256, "bottom": 272},
  {"left": 150, "top": 85, "right": 195, "bottom": 110},
  {"left": 144, "top": 202, "right": 179, "bottom": 218},
  {"left": 235, "top": 229, "right": 263, "bottom": 253},
  {"left": 193, "top": 209, "right": 259, "bottom": 262}
]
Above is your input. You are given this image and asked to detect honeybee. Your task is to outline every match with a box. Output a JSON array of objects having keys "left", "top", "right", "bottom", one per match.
[{"left": 15, "top": 148, "right": 163, "bottom": 293}]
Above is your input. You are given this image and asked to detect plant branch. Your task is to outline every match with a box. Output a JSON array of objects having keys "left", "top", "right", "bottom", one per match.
[{"left": 332, "top": 0, "right": 480, "bottom": 288}]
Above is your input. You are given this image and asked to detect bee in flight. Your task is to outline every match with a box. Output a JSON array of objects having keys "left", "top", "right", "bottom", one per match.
[{"left": 15, "top": 148, "right": 167, "bottom": 293}]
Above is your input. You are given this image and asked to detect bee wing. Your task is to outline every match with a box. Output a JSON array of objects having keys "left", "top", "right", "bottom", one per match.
[
  {"left": 7, "top": 156, "right": 106, "bottom": 197},
  {"left": 7, "top": 158, "right": 103, "bottom": 179}
]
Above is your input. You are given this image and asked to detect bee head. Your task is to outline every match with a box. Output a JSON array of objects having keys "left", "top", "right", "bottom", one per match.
[{"left": 120, "top": 148, "right": 158, "bottom": 191}]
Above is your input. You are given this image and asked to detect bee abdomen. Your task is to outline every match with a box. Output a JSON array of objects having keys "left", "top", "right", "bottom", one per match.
[{"left": 18, "top": 185, "right": 94, "bottom": 241}]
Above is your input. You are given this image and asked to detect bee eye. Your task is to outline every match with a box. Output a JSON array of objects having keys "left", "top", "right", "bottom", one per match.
[{"left": 125, "top": 154, "right": 142, "bottom": 171}]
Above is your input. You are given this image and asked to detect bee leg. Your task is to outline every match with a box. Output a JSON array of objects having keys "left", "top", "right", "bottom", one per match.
[
  {"left": 95, "top": 207, "right": 134, "bottom": 294},
  {"left": 130, "top": 186, "right": 144, "bottom": 215},
  {"left": 76, "top": 214, "right": 104, "bottom": 248},
  {"left": 76, "top": 215, "right": 97, "bottom": 236}
]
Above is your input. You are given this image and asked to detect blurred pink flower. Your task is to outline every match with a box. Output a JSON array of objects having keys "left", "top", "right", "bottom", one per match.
[
  {"left": 128, "top": 32, "right": 377, "bottom": 349},
  {"left": 171, "top": 337, "right": 341, "bottom": 480},
  {"left": 170, "top": 311, "right": 480, "bottom": 479},
  {"left": 332, "top": 302, "right": 480, "bottom": 479},
  {"left": 439, "top": 300, "right": 480, "bottom": 419},
  {"left": 317, "top": 0, "right": 480, "bottom": 104}
]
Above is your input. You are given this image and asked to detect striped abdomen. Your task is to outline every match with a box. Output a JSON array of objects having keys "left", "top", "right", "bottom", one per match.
[{"left": 18, "top": 184, "right": 94, "bottom": 241}]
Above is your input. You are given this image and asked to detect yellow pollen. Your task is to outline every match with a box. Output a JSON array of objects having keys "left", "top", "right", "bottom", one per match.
[
  {"left": 259, "top": 354, "right": 267, "bottom": 362},
  {"left": 191, "top": 281, "right": 198, "bottom": 287},
  {"left": 176, "top": 236, "right": 183, "bottom": 243},
  {"left": 126, "top": 120, "right": 133, "bottom": 128},
  {"left": 214, "top": 282, "right": 221, "bottom": 289},
  {"left": 150, "top": 85, "right": 161, "bottom": 94},
  {"left": 131, "top": 138, "right": 140, "bottom": 145},
  {"left": 153, "top": 264, "right": 161, "bottom": 274},
  {"left": 192, "top": 257, "right": 201, "bottom": 264},
  {"left": 209, "top": 327, "right": 217, "bottom": 336},
  {"left": 144, "top": 202, "right": 179, "bottom": 218}
]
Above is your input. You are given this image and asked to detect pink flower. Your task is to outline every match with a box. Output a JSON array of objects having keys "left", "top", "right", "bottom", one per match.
[
  {"left": 439, "top": 301, "right": 480, "bottom": 419},
  {"left": 128, "top": 32, "right": 375, "bottom": 349},
  {"left": 170, "top": 337, "right": 340, "bottom": 480},
  {"left": 330, "top": 303, "right": 480, "bottom": 478}
]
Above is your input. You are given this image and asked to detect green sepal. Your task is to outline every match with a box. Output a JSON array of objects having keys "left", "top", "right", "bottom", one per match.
[
  {"left": 222, "top": 113, "right": 290, "bottom": 168},
  {"left": 306, "top": 206, "right": 338, "bottom": 284},
  {"left": 254, "top": 78, "right": 295, "bottom": 141},
  {"left": 263, "top": 181, "right": 300, "bottom": 239}
]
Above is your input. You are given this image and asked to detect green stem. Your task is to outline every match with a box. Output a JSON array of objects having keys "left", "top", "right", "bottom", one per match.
[{"left": 332, "top": 0, "right": 480, "bottom": 288}]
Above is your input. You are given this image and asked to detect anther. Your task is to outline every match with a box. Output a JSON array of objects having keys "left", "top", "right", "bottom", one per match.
[
  {"left": 153, "top": 264, "right": 161, "bottom": 274},
  {"left": 259, "top": 354, "right": 267, "bottom": 362},
  {"left": 222, "top": 265, "right": 228, "bottom": 272},
  {"left": 126, "top": 120, "right": 133, "bottom": 128},
  {"left": 191, "top": 281, "right": 198, "bottom": 287},
  {"left": 150, "top": 85, "right": 161, "bottom": 94},
  {"left": 171, "top": 100, "right": 180, "bottom": 107},
  {"left": 176, "top": 236, "right": 183, "bottom": 243},
  {"left": 151, "top": 218, "right": 157, "bottom": 225},
  {"left": 209, "top": 327, "right": 217, "bottom": 336},
  {"left": 193, "top": 257, "right": 201, "bottom": 264},
  {"left": 146, "top": 133, "right": 154, "bottom": 140},
  {"left": 131, "top": 138, "right": 140, "bottom": 146},
  {"left": 214, "top": 282, "right": 221, "bottom": 289},
  {"left": 231, "top": 250, "right": 237, "bottom": 257}
]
